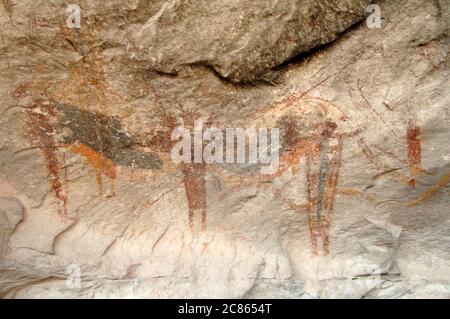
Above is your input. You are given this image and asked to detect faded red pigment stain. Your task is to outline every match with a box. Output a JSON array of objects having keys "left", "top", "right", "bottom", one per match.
[
  {"left": 147, "top": 94, "right": 209, "bottom": 232},
  {"left": 272, "top": 116, "right": 303, "bottom": 177},
  {"left": 182, "top": 111, "right": 211, "bottom": 232},
  {"left": 182, "top": 163, "right": 207, "bottom": 231},
  {"left": 406, "top": 121, "right": 422, "bottom": 186},
  {"left": 13, "top": 82, "right": 31, "bottom": 100},
  {"left": 27, "top": 100, "right": 68, "bottom": 218}
]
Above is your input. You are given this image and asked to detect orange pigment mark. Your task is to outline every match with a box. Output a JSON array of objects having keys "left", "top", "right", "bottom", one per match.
[
  {"left": 408, "top": 173, "right": 450, "bottom": 207},
  {"left": 358, "top": 138, "right": 413, "bottom": 186},
  {"left": 69, "top": 143, "right": 116, "bottom": 196},
  {"left": 13, "top": 82, "right": 31, "bottom": 100},
  {"left": 336, "top": 188, "right": 362, "bottom": 197}
]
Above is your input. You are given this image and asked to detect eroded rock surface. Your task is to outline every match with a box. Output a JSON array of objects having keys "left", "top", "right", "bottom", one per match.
[
  {"left": 0, "top": 0, "right": 449, "bottom": 298},
  {"left": 0, "top": 197, "right": 24, "bottom": 256},
  {"left": 131, "top": 0, "right": 372, "bottom": 82}
]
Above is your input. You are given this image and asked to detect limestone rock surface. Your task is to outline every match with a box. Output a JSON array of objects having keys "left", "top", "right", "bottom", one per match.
[
  {"left": 131, "top": 0, "right": 372, "bottom": 82},
  {"left": 0, "top": 0, "right": 449, "bottom": 298}
]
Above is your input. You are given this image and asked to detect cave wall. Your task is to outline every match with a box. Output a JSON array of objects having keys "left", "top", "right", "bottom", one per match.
[{"left": 0, "top": 0, "right": 449, "bottom": 298}]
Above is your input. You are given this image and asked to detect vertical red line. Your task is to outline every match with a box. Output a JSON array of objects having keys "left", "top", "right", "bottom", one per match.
[
  {"left": 29, "top": 100, "right": 68, "bottom": 217},
  {"left": 406, "top": 122, "right": 422, "bottom": 186}
]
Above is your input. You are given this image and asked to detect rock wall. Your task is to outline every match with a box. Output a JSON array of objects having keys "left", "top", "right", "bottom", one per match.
[{"left": 0, "top": 0, "right": 449, "bottom": 298}]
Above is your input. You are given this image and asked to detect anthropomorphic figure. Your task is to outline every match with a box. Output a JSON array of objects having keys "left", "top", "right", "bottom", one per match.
[{"left": 256, "top": 96, "right": 362, "bottom": 256}]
